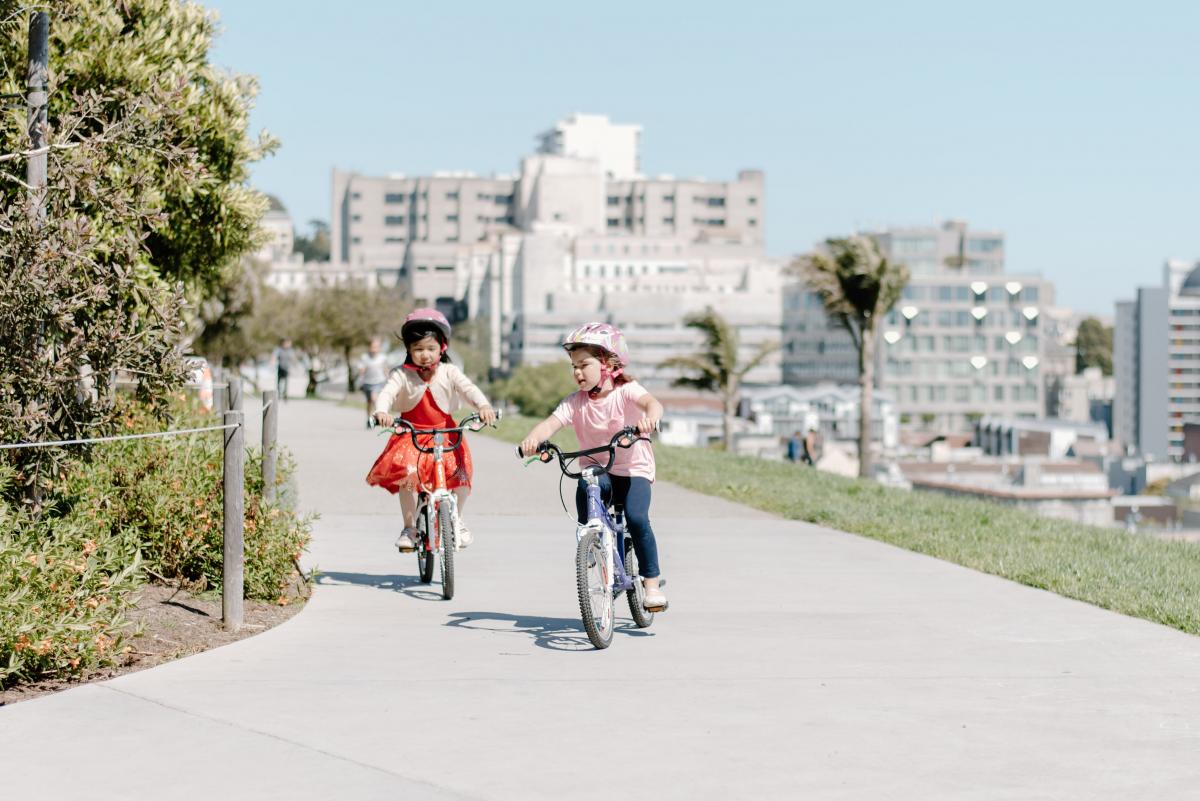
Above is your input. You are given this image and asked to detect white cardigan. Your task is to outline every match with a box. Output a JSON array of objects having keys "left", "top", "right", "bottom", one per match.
[{"left": 373, "top": 362, "right": 490, "bottom": 416}]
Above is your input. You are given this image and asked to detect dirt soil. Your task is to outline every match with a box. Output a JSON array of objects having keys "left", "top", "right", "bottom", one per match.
[{"left": 0, "top": 582, "right": 307, "bottom": 706}]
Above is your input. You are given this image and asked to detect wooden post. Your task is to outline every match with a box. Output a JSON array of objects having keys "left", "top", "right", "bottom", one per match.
[
  {"left": 25, "top": 11, "right": 48, "bottom": 223},
  {"left": 261, "top": 390, "right": 278, "bottom": 504},
  {"left": 222, "top": 410, "right": 244, "bottom": 631},
  {"left": 213, "top": 367, "right": 227, "bottom": 414},
  {"left": 228, "top": 373, "right": 243, "bottom": 412}
]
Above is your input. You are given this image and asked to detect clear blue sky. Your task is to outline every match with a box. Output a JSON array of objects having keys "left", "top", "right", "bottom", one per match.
[{"left": 206, "top": 0, "right": 1198, "bottom": 316}]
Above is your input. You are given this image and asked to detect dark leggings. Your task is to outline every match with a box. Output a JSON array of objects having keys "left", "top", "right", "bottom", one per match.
[{"left": 575, "top": 474, "right": 660, "bottom": 579}]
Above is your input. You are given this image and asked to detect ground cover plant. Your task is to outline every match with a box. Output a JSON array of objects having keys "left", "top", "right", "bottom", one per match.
[{"left": 484, "top": 414, "right": 1200, "bottom": 636}]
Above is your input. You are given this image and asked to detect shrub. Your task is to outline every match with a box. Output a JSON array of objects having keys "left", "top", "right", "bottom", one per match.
[
  {"left": 0, "top": 465, "right": 143, "bottom": 685},
  {"left": 64, "top": 398, "right": 313, "bottom": 602}
]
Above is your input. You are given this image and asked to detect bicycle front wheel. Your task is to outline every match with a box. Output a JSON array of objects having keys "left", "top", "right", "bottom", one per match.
[
  {"left": 624, "top": 538, "right": 654, "bottom": 629},
  {"left": 576, "top": 531, "right": 614, "bottom": 649},
  {"left": 416, "top": 505, "right": 434, "bottom": 584},
  {"left": 438, "top": 502, "right": 456, "bottom": 600}
]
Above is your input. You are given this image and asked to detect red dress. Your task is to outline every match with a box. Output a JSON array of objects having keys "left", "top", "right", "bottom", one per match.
[{"left": 365, "top": 385, "right": 473, "bottom": 494}]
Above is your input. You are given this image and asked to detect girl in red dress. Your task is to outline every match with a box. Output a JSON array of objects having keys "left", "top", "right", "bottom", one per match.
[{"left": 366, "top": 309, "right": 495, "bottom": 550}]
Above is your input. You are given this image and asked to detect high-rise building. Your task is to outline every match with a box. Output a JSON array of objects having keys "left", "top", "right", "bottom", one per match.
[
  {"left": 1114, "top": 259, "right": 1198, "bottom": 461},
  {"left": 782, "top": 221, "right": 1054, "bottom": 431},
  {"left": 328, "top": 114, "right": 780, "bottom": 386}
]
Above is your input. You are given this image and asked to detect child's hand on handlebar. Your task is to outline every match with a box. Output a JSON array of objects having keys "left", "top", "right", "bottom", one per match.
[
  {"left": 636, "top": 415, "right": 660, "bottom": 436},
  {"left": 519, "top": 437, "right": 541, "bottom": 457},
  {"left": 373, "top": 411, "right": 393, "bottom": 428},
  {"left": 478, "top": 405, "right": 497, "bottom": 427}
]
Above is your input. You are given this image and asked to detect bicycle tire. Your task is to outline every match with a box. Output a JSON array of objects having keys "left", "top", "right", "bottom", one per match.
[
  {"left": 624, "top": 538, "right": 654, "bottom": 629},
  {"left": 438, "top": 502, "right": 456, "bottom": 600},
  {"left": 416, "top": 506, "right": 434, "bottom": 584},
  {"left": 576, "top": 530, "right": 614, "bottom": 649}
]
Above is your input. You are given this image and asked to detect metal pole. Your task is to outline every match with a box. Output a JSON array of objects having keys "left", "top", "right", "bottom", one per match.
[
  {"left": 222, "top": 410, "right": 244, "bottom": 631},
  {"left": 25, "top": 11, "right": 48, "bottom": 223},
  {"left": 261, "top": 390, "right": 278, "bottom": 504},
  {"left": 228, "top": 373, "right": 243, "bottom": 412}
]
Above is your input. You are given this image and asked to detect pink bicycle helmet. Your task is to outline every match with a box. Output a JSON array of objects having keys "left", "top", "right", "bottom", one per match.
[
  {"left": 562, "top": 321, "right": 629, "bottom": 367},
  {"left": 400, "top": 307, "right": 452, "bottom": 343}
]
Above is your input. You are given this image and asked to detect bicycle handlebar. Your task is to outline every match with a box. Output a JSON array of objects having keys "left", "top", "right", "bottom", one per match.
[
  {"left": 517, "top": 426, "right": 648, "bottom": 479},
  {"left": 383, "top": 410, "right": 502, "bottom": 454}
]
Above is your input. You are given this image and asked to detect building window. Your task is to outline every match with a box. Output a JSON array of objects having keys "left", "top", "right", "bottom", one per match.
[
  {"left": 351, "top": 192, "right": 361, "bottom": 200},
  {"left": 663, "top": 194, "right": 675, "bottom": 203},
  {"left": 385, "top": 215, "right": 405, "bottom": 226},
  {"left": 351, "top": 236, "right": 361, "bottom": 244},
  {"left": 351, "top": 214, "right": 362, "bottom": 222},
  {"left": 607, "top": 218, "right": 620, "bottom": 228},
  {"left": 607, "top": 196, "right": 621, "bottom": 206},
  {"left": 663, "top": 217, "right": 675, "bottom": 225},
  {"left": 385, "top": 193, "right": 406, "bottom": 203},
  {"left": 707, "top": 197, "right": 726, "bottom": 207},
  {"left": 748, "top": 196, "right": 758, "bottom": 205},
  {"left": 446, "top": 215, "right": 459, "bottom": 222},
  {"left": 748, "top": 218, "right": 758, "bottom": 227},
  {"left": 445, "top": 191, "right": 459, "bottom": 200}
]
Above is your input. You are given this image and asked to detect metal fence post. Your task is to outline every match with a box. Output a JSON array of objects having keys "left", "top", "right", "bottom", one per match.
[
  {"left": 261, "top": 390, "right": 277, "bottom": 504},
  {"left": 222, "top": 410, "right": 244, "bottom": 631}
]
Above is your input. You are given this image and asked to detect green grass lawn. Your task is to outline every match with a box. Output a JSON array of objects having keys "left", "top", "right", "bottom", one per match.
[{"left": 483, "top": 413, "right": 1200, "bottom": 636}]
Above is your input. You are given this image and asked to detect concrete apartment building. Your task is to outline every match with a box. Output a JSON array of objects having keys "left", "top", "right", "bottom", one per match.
[
  {"left": 329, "top": 113, "right": 780, "bottom": 386},
  {"left": 1114, "top": 259, "right": 1199, "bottom": 461},
  {"left": 783, "top": 220, "right": 1054, "bottom": 432}
]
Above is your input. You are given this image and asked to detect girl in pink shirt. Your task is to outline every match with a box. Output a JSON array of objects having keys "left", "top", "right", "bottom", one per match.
[{"left": 520, "top": 323, "right": 668, "bottom": 612}]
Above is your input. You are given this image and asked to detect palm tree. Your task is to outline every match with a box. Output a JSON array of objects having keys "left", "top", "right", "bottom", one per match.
[
  {"left": 660, "top": 308, "right": 778, "bottom": 451},
  {"left": 795, "top": 236, "right": 909, "bottom": 478}
]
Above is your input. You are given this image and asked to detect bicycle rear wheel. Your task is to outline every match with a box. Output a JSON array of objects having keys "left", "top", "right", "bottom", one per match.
[
  {"left": 576, "top": 531, "right": 614, "bottom": 649},
  {"left": 624, "top": 538, "right": 654, "bottom": 629},
  {"left": 438, "top": 502, "right": 456, "bottom": 600},
  {"left": 416, "top": 505, "right": 434, "bottom": 584}
]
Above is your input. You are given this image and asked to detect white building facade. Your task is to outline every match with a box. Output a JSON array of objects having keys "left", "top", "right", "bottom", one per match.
[
  {"left": 783, "top": 221, "right": 1055, "bottom": 432},
  {"left": 330, "top": 115, "right": 780, "bottom": 387}
]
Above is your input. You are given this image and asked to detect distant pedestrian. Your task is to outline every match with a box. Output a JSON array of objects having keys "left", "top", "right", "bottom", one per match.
[
  {"left": 273, "top": 338, "right": 296, "bottom": 402},
  {"left": 786, "top": 430, "right": 802, "bottom": 463},
  {"left": 356, "top": 336, "right": 389, "bottom": 428},
  {"left": 802, "top": 425, "right": 822, "bottom": 466}
]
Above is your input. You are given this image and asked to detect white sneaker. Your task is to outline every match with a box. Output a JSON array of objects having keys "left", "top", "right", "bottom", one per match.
[
  {"left": 643, "top": 584, "right": 668, "bottom": 612},
  {"left": 395, "top": 527, "right": 418, "bottom": 552},
  {"left": 455, "top": 520, "right": 473, "bottom": 549}
]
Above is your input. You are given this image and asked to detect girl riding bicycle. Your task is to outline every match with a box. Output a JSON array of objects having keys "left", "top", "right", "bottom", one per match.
[
  {"left": 367, "top": 308, "right": 496, "bottom": 551},
  {"left": 519, "top": 322, "right": 668, "bottom": 612}
]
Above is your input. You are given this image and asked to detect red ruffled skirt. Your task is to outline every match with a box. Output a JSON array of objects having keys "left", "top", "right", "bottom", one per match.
[
  {"left": 365, "top": 387, "right": 473, "bottom": 494},
  {"left": 365, "top": 431, "right": 473, "bottom": 494}
]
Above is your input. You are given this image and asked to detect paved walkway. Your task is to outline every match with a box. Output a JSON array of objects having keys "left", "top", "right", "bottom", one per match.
[{"left": 3, "top": 399, "right": 1200, "bottom": 799}]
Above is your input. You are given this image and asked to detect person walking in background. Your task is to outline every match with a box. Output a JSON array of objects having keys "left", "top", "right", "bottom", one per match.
[
  {"left": 786, "top": 430, "right": 802, "bottom": 463},
  {"left": 356, "top": 336, "right": 389, "bottom": 428},
  {"left": 802, "top": 425, "right": 822, "bottom": 467},
  {"left": 273, "top": 338, "right": 296, "bottom": 402}
]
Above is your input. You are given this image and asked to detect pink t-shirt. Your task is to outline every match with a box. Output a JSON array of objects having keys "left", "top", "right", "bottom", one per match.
[{"left": 552, "top": 382, "right": 655, "bottom": 481}]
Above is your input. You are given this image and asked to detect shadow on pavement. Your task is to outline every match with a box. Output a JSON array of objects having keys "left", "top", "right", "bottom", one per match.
[
  {"left": 445, "top": 611, "right": 652, "bottom": 652},
  {"left": 316, "top": 571, "right": 445, "bottom": 602}
]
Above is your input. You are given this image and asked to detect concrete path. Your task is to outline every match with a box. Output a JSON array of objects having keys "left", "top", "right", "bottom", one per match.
[{"left": 3, "top": 399, "right": 1200, "bottom": 800}]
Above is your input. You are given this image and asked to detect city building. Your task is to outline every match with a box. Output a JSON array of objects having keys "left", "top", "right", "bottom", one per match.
[
  {"left": 330, "top": 114, "right": 780, "bottom": 387},
  {"left": 974, "top": 416, "right": 1110, "bottom": 459},
  {"left": 1113, "top": 259, "right": 1200, "bottom": 461},
  {"left": 740, "top": 383, "right": 898, "bottom": 449},
  {"left": 782, "top": 221, "right": 1054, "bottom": 431},
  {"left": 1045, "top": 366, "right": 1114, "bottom": 429},
  {"left": 899, "top": 460, "right": 1115, "bottom": 527}
]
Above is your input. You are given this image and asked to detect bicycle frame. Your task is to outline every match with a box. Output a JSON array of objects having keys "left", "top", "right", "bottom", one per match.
[{"left": 579, "top": 466, "right": 636, "bottom": 595}]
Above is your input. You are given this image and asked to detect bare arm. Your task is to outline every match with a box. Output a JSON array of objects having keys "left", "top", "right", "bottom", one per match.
[
  {"left": 520, "top": 415, "right": 565, "bottom": 456},
  {"left": 635, "top": 392, "right": 664, "bottom": 434}
]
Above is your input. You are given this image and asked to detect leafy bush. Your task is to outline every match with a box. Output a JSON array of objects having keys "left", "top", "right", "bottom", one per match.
[
  {"left": 64, "top": 399, "right": 312, "bottom": 602},
  {"left": 491, "top": 362, "right": 577, "bottom": 418},
  {"left": 1, "top": 396, "right": 312, "bottom": 687},
  {"left": 0, "top": 465, "right": 143, "bottom": 685}
]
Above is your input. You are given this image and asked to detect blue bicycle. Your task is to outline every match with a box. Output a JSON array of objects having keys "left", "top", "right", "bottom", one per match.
[{"left": 520, "top": 427, "right": 655, "bottom": 649}]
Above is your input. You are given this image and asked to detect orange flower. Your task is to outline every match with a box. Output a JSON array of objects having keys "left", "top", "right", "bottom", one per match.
[
  {"left": 82, "top": 539, "right": 98, "bottom": 555},
  {"left": 276, "top": 596, "right": 289, "bottom": 606},
  {"left": 69, "top": 657, "right": 81, "bottom": 668},
  {"left": 25, "top": 554, "right": 37, "bottom": 566},
  {"left": 35, "top": 639, "right": 52, "bottom": 655}
]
